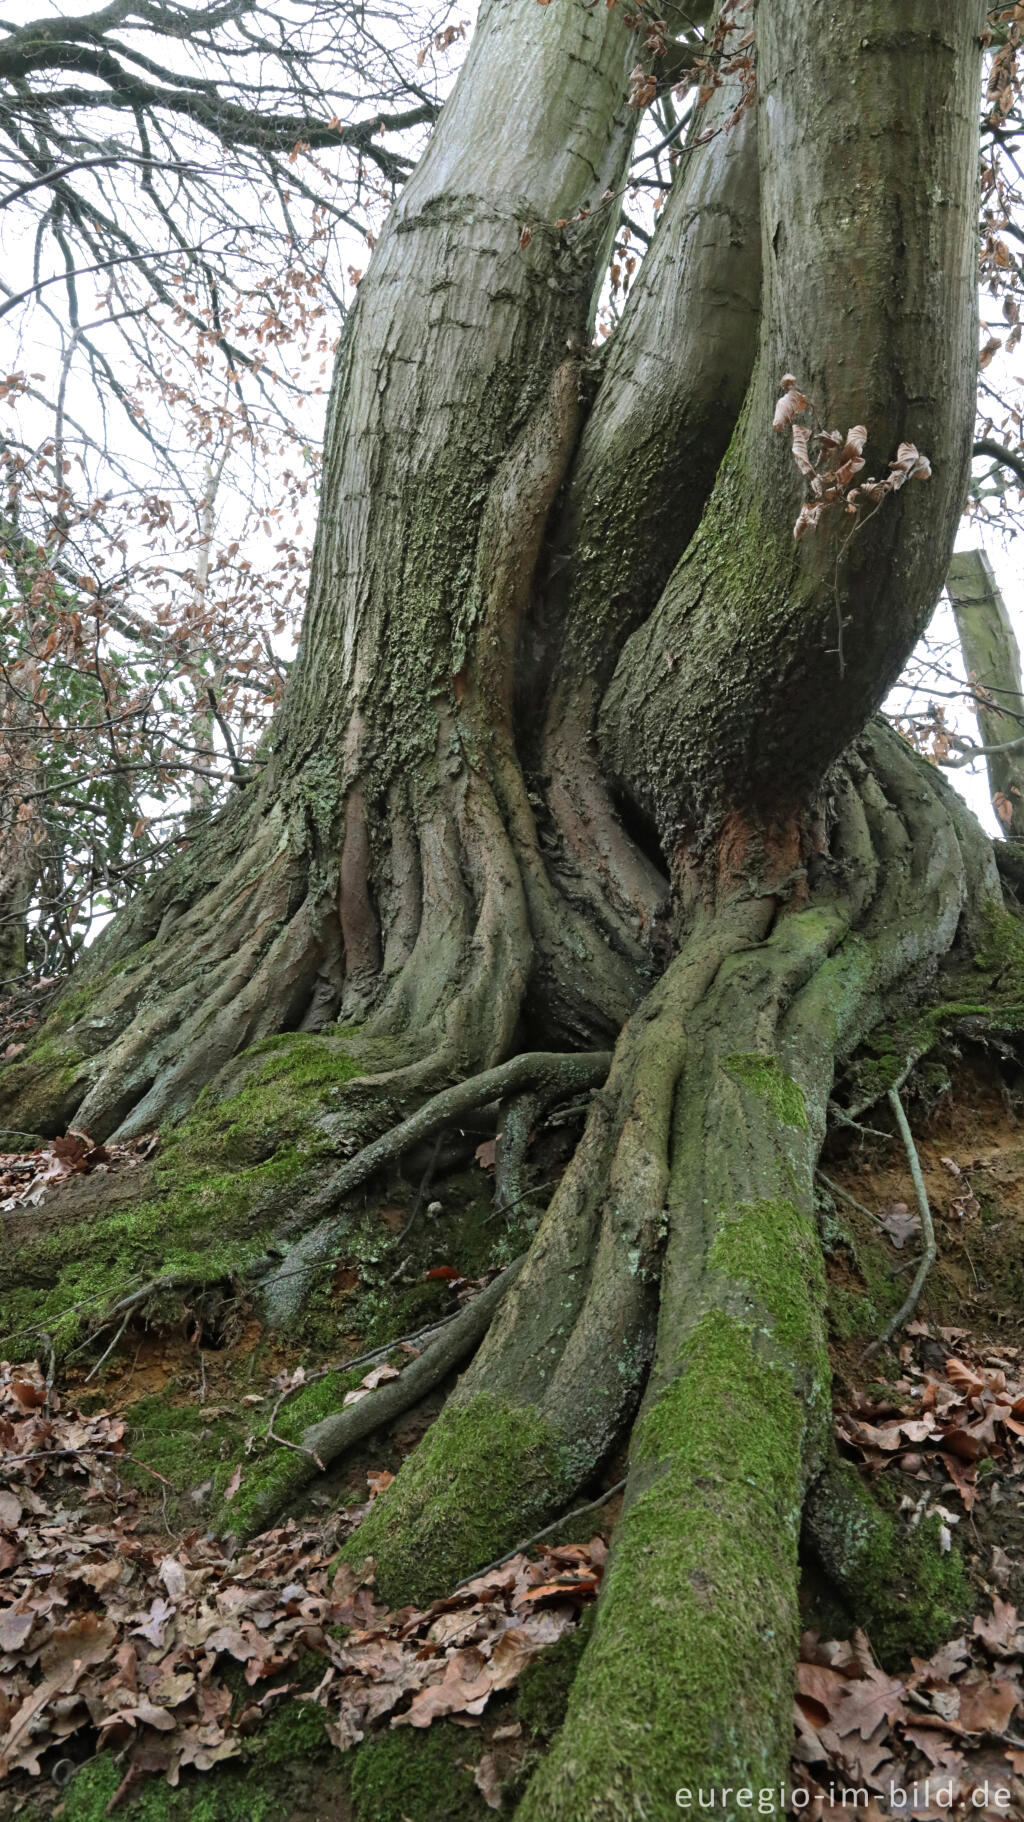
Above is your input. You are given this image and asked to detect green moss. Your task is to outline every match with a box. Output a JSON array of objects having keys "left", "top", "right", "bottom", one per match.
[
  {"left": 339, "top": 1391, "right": 572, "bottom": 1606},
  {"left": 516, "top": 1609, "right": 593, "bottom": 1739},
  {"left": 842, "top": 899, "right": 1024, "bottom": 1114},
  {"left": 63, "top": 1757, "right": 122, "bottom": 1822},
  {"left": 350, "top": 1723, "right": 486, "bottom": 1822},
  {"left": 807, "top": 1458, "right": 969, "bottom": 1666},
  {"left": 972, "top": 899, "right": 1024, "bottom": 991},
  {"left": 518, "top": 1311, "right": 809, "bottom": 1822},
  {"left": 720, "top": 1052, "right": 808, "bottom": 1130},
  {"left": 61, "top": 1755, "right": 275, "bottom": 1822},
  {"left": 122, "top": 1393, "right": 242, "bottom": 1506},
  {"left": 708, "top": 1197, "right": 829, "bottom": 1396},
  {"left": 168, "top": 1035, "right": 363, "bottom": 1171},
  {"left": 253, "top": 1697, "right": 330, "bottom": 1766},
  {"left": 0, "top": 1032, "right": 362, "bottom": 1352}
]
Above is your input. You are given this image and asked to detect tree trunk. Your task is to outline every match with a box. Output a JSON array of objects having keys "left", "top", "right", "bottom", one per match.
[
  {"left": 0, "top": 2, "right": 996, "bottom": 1815},
  {"left": 947, "top": 547, "right": 1024, "bottom": 839}
]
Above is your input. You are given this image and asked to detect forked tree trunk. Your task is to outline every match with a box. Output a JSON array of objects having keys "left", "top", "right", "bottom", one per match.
[{"left": 0, "top": 3, "right": 993, "bottom": 1816}]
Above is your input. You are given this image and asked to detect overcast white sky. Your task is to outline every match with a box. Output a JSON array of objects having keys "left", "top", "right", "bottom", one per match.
[{"left": 3, "top": 0, "right": 1020, "bottom": 854}]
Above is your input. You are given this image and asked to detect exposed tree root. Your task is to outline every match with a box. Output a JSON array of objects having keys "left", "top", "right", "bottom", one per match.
[
  {"left": 803, "top": 1454, "right": 968, "bottom": 1665},
  {"left": 261, "top": 1050, "right": 610, "bottom": 1326},
  {"left": 221, "top": 1258, "right": 523, "bottom": 1542}
]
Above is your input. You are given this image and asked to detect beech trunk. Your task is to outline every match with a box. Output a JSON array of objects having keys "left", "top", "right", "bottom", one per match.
[{"left": 0, "top": 4, "right": 998, "bottom": 1817}]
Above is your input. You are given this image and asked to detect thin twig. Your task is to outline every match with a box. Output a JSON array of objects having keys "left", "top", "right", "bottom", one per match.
[
  {"left": 1, "top": 1447, "right": 175, "bottom": 1486},
  {"left": 826, "top": 1101, "right": 890, "bottom": 1141},
  {"left": 84, "top": 1311, "right": 130, "bottom": 1382},
  {"left": 863, "top": 1087, "right": 937, "bottom": 1359},
  {"left": 816, "top": 1171, "right": 887, "bottom": 1228},
  {"left": 452, "top": 1479, "right": 627, "bottom": 1592},
  {"left": 266, "top": 1388, "right": 325, "bottom": 1473},
  {"left": 393, "top": 1130, "right": 444, "bottom": 1246}
]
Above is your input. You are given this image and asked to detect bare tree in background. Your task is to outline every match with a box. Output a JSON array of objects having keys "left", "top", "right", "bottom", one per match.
[{"left": 0, "top": 0, "right": 461, "bottom": 971}]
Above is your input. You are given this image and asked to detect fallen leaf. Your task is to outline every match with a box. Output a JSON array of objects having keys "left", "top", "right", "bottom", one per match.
[{"left": 474, "top": 1750, "right": 503, "bottom": 1809}]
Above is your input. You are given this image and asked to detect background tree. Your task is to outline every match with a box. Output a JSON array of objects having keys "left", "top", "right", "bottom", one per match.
[
  {"left": 3, "top": 1, "right": 1022, "bottom": 1814},
  {"left": 0, "top": 0, "right": 460, "bottom": 973}
]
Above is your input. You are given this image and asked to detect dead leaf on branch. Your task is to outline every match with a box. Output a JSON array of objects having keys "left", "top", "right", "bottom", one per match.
[{"left": 772, "top": 375, "right": 931, "bottom": 543}]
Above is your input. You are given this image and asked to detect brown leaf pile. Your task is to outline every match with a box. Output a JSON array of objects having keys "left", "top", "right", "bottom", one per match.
[
  {"left": 837, "top": 1332, "right": 1024, "bottom": 1513},
  {"left": 0, "top": 1363, "right": 601, "bottom": 1803},
  {"left": 316, "top": 1542, "right": 603, "bottom": 1754},
  {"left": 0, "top": 1130, "right": 156, "bottom": 1213},
  {"left": 794, "top": 1611, "right": 1024, "bottom": 1819}
]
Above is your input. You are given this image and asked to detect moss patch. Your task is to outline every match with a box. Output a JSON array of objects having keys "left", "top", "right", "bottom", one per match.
[
  {"left": 720, "top": 1052, "right": 809, "bottom": 1129},
  {"left": 339, "top": 1391, "right": 572, "bottom": 1606},
  {"left": 0, "top": 1032, "right": 362, "bottom": 1352},
  {"left": 350, "top": 1724, "right": 487, "bottom": 1822},
  {"left": 516, "top": 1607, "right": 593, "bottom": 1739},
  {"left": 708, "top": 1197, "right": 829, "bottom": 1394}
]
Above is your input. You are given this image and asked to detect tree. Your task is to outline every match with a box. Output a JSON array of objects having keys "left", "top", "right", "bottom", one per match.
[
  {"left": 0, "top": 1, "right": 1008, "bottom": 1813},
  {"left": 0, "top": 0, "right": 455, "bottom": 970}
]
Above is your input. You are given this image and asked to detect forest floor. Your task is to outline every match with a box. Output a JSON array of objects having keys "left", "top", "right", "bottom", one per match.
[{"left": 1, "top": 1048, "right": 1024, "bottom": 1822}]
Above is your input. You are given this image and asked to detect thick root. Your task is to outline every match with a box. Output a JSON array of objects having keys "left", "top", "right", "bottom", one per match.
[{"left": 803, "top": 1454, "right": 969, "bottom": 1666}]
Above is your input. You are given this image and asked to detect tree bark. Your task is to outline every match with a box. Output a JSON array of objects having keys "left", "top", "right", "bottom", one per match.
[
  {"left": 0, "top": 4, "right": 999, "bottom": 1816},
  {"left": 947, "top": 547, "right": 1024, "bottom": 840}
]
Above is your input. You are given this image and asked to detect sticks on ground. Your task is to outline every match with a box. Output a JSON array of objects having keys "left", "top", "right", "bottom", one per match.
[
  {"left": 221, "top": 1259, "right": 524, "bottom": 1540},
  {"left": 864, "top": 1087, "right": 937, "bottom": 1358}
]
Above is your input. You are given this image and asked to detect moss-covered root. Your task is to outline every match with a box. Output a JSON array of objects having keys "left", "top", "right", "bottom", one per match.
[
  {"left": 803, "top": 1454, "right": 969, "bottom": 1666},
  {"left": 339, "top": 1390, "right": 576, "bottom": 1607},
  {"left": 342, "top": 901, "right": 779, "bottom": 1608},
  {"left": 517, "top": 904, "right": 853, "bottom": 1820},
  {"left": 517, "top": 1308, "right": 819, "bottom": 1822}
]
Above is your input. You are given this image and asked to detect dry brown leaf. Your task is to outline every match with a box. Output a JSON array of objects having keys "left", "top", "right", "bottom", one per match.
[{"left": 474, "top": 1750, "right": 503, "bottom": 1810}]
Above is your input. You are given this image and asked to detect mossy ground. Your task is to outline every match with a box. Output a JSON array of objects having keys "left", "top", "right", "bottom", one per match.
[{"left": 0, "top": 1032, "right": 367, "bottom": 1355}]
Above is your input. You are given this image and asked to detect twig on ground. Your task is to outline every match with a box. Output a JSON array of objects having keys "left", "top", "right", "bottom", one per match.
[
  {"left": 266, "top": 1387, "right": 326, "bottom": 1472},
  {"left": 816, "top": 1171, "right": 887, "bottom": 1228},
  {"left": 452, "top": 1478, "right": 628, "bottom": 1591},
  {"left": 393, "top": 1130, "right": 444, "bottom": 1247},
  {"left": 0, "top": 1447, "right": 175, "bottom": 1486},
  {"left": 863, "top": 1086, "right": 937, "bottom": 1359},
  {"left": 84, "top": 1311, "right": 130, "bottom": 1382}
]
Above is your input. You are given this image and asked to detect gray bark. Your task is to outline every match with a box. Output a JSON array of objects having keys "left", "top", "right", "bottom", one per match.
[{"left": 947, "top": 548, "right": 1024, "bottom": 840}]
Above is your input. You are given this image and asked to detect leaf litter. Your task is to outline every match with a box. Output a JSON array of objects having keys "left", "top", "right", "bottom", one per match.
[
  {"left": 0, "top": 1131, "right": 156, "bottom": 1214},
  {"left": 0, "top": 1361, "right": 604, "bottom": 1804},
  {"left": 836, "top": 1329, "right": 1024, "bottom": 1515},
  {"left": 797, "top": 1323, "right": 1024, "bottom": 1817},
  {"left": 793, "top": 1614, "right": 1024, "bottom": 1818}
]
